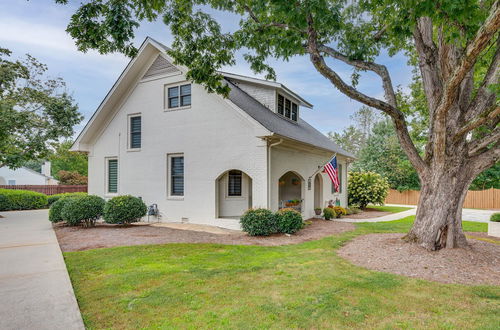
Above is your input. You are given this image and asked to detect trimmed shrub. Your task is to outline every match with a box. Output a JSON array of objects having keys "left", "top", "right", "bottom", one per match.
[
  {"left": 0, "top": 189, "right": 48, "bottom": 211},
  {"left": 49, "top": 197, "right": 75, "bottom": 223},
  {"left": 103, "top": 195, "right": 147, "bottom": 224},
  {"left": 323, "top": 207, "right": 336, "bottom": 220},
  {"left": 332, "top": 206, "right": 347, "bottom": 218},
  {"left": 61, "top": 195, "right": 105, "bottom": 227},
  {"left": 350, "top": 207, "right": 361, "bottom": 214},
  {"left": 240, "top": 208, "right": 277, "bottom": 236},
  {"left": 48, "top": 192, "right": 87, "bottom": 206},
  {"left": 275, "top": 208, "right": 303, "bottom": 234},
  {"left": 345, "top": 207, "right": 353, "bottom": 215},
  {"left": 348, "top": 171, "right": 390, "bottom": 209},
  {"left": 490, "top": 213, "right": 500, "bottom": 222}
]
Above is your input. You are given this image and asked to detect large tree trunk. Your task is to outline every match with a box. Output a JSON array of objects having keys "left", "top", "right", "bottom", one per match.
[{"left": 405, "top": 166, "right": 473, "bottom": 250}]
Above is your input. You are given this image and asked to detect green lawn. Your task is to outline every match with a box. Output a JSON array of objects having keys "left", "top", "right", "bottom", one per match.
[
  {"left": 64, "top": 216, "right": 498, "bottom": 329},
  {"left": 366, "top": 205, "right": 413, "bottom": 213}
]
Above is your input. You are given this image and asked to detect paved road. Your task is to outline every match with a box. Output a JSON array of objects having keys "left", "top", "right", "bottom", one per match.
[
  {"left": 340, "top": 204, "right": 496, "bottom": 223},
  {"left": 0, "top": 209, "right": 84, "bottom": 330}
]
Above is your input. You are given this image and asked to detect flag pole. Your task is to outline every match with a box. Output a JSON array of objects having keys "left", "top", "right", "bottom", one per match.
[{"left": 307, "top": 153, "right": 337, "bottom": 190}]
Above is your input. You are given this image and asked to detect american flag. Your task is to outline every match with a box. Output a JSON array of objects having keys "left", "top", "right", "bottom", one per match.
[{"left": 324, "top": 155, "right": 340, "bottom": 192}]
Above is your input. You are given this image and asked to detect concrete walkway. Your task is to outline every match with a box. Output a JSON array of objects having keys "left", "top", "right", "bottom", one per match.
[
  {"left": 339, "top": 204, "right": 496, "bottom": 223},
  {"left": 0, "top": 209, "right": 84, "bottom": 330}
]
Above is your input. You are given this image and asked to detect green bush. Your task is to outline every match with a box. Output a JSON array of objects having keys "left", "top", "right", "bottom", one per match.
[
  {"left": 345, "top": 207, "right": 353, "bottom": 215},
  {"left": 240, "top": 208, "right": 277, "bottom": 236},
  {"left": 350, "top": 207, "right": 361, "bottom": 214},
  {"left": 61, "top": 195, "right": 105, "bottom": 227},
  {"left": 490, "top": 213, "right": 500, "bottom": 222},
  {"left": 0, "top": 189, "right": 48, "bottom": 211},
  {"left": 103, "top": 195, "right": 147, "bottom": 224},
  {"left": 48, "top": 195, "right": 83, "bottom": 223},
  {"left": 48, "top": 192, "right": 87, "bottom": 206},
  {"left": 348, "top": 171, "right": 390, "bottom": 209},
  {"left": 323, "top": 207, "right": 336, "bottom": 220},
  {"left": 275, "top": 208, "right": 303, "bottom": 234}
]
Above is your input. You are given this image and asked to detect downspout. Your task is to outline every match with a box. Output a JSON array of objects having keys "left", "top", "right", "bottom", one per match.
[{"left": 267, "top": 138, "right": 283, "bottom": 209}]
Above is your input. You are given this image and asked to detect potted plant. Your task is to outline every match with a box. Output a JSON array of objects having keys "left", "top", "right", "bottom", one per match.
[
  {"left": 314, "top": 207, "right": 322, "bottom": 216},
  {"left": 488, "top": 213, "right": 500, "bottom": 238}
]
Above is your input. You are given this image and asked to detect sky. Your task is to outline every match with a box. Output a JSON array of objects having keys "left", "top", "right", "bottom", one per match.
[{"left": 0, "top": 0, "right": 414, "bottom": 136}]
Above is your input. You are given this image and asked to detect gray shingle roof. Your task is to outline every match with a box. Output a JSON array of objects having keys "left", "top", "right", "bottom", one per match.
[{"left": 226, "top": 79, "right": 355, "bottom": 158}]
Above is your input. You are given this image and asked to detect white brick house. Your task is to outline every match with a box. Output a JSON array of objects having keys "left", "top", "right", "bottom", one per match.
[{"left": 71, "top": 38, "right": 355, "bottom": 229}]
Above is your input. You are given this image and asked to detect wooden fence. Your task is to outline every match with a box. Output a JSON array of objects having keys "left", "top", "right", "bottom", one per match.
[
  {"left": 0, "top": 185, "right": 87, "bottom": 195},
  {"left": 385, "top": 188, "right": 500, "bottom": 209}
]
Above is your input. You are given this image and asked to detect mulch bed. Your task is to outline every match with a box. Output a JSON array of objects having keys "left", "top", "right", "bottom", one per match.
[
  {"left": 338, "top": 233, "right": 500, "bottom": 285},
  {"left": 54, "top": 219, "right": 355, "bottom": 252},
  {"left": 343, "top": 208, "right": 392, "bottom": 219}
]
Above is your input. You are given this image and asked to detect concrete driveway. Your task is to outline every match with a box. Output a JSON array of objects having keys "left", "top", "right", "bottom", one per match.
[{"left": 0, "top": 209, "right": 84, "bottom": 330}]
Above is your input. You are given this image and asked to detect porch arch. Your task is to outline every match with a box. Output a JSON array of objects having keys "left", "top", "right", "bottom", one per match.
[
  {"left": 278, "top": 171, "right": 304, "bottom": 212},
  {"left": 215, "top": 169, "right": 252, "bottom": 218},
  {"left": 314, "top": 173, "right": 323, "bottom": 209}
]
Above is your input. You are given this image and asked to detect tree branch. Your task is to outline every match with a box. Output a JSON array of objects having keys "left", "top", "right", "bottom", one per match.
[
  {"left": 305, "top": 14, "right": 427, "bottom": 175},
  {"left": 317, "top": 45, "right": 397, "bottom": 107},
  {"left": 454, "top": 105, "right": 500, "bottom": 141},
  {"left": 433, "top": 1, "right": 500, "bottom": 161},
  {"left": 466, "top": 36, "right": 500, "bottom": 122},
  {"left": 242, "top": 4, "right": 306, "bottom": 33},
  {"left": 468, "top": 126, "right": 500, "bottom": 156}
]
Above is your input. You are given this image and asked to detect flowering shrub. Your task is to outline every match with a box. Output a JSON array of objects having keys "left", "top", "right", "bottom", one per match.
[
  {"left": 348, "top": 171, "right": 389, "bottom": 209},
  {"left": 332, "top": 206, "right": 347, "bottom": 218},
  {"left": 323, "top": 207, "right": 336, "bottom": 220}
]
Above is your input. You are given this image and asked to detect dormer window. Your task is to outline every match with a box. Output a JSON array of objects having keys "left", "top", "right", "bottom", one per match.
[{"left": 277, "top": 93, "right": 298, "bottom": 121}]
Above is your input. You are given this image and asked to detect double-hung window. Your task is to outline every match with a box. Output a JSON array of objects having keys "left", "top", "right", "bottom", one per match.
[
  {"left": 169, "top": 155, "right": 184, "bottom": 196},
  {"left": 129, "top": 115, "right": 141, "bottom": 149},
  {"left": 277, "top": 95, "right": 284, "bottom": 115},
  {"left": 227, "top": 170, "right": 242, "bottom": 197},
  {"left": 167, "top": 84, "right": 191, "bottom": 109},
  {"left": 107, "top": 158, "right": 118, "bottom": 194}
]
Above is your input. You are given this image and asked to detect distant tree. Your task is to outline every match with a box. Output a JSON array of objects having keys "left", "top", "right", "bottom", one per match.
[
  {"left": 50, "top": 141, "right": 88, "bottom": 178},
  {"left": 0, "top": 48, "right": 82, "bottom": 169},
  {"left": 353, "top": 120, "right": 421, "bottom": 191},
  {"left": 470, "top": 162, "right": 500, "bottom": 190},
  {"left": 329, "top": 106, "right": 380, "bottom": 156},
  {"left": 57, "top": 0, "right": 500, "bottom": 250},
  {"left": 57, "top": 170, "right": 88, "bottom": 185}
]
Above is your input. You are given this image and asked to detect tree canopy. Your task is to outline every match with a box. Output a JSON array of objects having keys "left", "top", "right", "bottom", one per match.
[
  {"left": 0, "top": 48, "right": 82, "bottom": 169},
  {"left": 56, "top": 0, "right": 499, "bottom": 249}
]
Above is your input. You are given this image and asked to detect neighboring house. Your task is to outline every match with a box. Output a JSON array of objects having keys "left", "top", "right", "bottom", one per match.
[
  {"left": 0, "top": 161, "right": 59, "bottom": 185},
  {"left": 71, "top": 37, "right": 355, "bottom": 229}
]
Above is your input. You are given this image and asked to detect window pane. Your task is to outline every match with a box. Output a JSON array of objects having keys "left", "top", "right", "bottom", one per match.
[
  {"left": 108, "top": 159, "right": 118, "bottom": 193},
  {"left": 130, "top": 116, "right": 141, "bottom": 148},
  {"left": 171, "top": 156, "right": 184, "bottom": 196},
  {"left": 169, "top": 97, "right": 179, "bottom": 108},
  {"left": 291, "top": 103, "right": 298, "bottom": 121},
  {"left": 168, "top": 87, "right": 179, "bottom": 97},
  {"left": 181, "top": 95, "right": 191, "bottom": 106},
  {"left": 277, "top": 95, "right": 284, "bottom": 115},
  {"left": 285, "top": 99, "right": 291, "bottom": 118},
  {"left": 180, "top": 84, "right": 191, "bottom": 96},
  {"left": 228, "top": 170, "right": 242, "bottom": 196}
]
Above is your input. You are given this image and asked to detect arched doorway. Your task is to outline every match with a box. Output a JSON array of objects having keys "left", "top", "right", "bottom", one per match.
[
  {"left": 216, "top": 170, "right": 252, "bottom": 218},
  {"left": 314, "top": 173, "right": 323, "bottom": 209},
  {"left": 278, "top": 171, "right": 304, "bottom": 212}
]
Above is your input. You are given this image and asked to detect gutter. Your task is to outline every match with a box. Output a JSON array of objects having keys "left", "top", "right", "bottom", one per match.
[{"left": 267, "top": 137, "right": 283, "bottom": 209}]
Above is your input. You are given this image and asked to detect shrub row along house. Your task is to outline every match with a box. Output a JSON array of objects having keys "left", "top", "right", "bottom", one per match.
[{"left": 71, "top": 38, "right": 354, "bottom": 229}]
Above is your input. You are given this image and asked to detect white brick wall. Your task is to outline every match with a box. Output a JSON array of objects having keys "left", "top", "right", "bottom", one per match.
[{"left": 233, "top": 81, "right": 276, "bottom": 111}]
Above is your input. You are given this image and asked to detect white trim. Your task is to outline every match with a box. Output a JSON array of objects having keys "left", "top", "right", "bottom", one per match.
[
  {"left": 220, "top": 71, "right": 313, "bottom": 108},
  {"left": 105, "top": 157, "right": 119, "bottom": 196},
  {"left": 166, "top": 153, "right": 184, "bottom": 199},
  {"left": 164, "top": 82, "right": 192, "bottom": 110},
  {"left": 127, "top": 113, "right": 142, "bottom": 151}
]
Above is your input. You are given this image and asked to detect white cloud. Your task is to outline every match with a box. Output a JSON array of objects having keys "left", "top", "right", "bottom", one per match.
[{"left": 0, "top": 18, "right": 129, "bottom": 74}]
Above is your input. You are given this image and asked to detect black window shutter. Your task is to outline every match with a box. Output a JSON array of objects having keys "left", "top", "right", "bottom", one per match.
[
  {"left": 108, "top": 159, "right": 118, "bottom": 193},
  {"left": 130, "top": 116, "right": 141, "bottom": 148}
]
